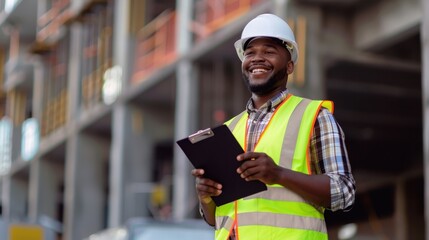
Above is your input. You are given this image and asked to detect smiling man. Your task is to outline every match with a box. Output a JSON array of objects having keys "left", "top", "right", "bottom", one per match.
[
  {"left": 192, "top": 13, "right": 356, "bottom": 240},
  {"left": 241, "top": 37, "right": 293, "bottom": 107}
]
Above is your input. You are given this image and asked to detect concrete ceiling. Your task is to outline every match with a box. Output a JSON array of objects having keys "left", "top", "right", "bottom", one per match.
[
  {"left": 321, "top": 0, "right": 423, "bottom": 174},
  {"left": 326, "top": 32, "right": 422, "bottom": 174},
  {"left": 0, "top": 0, "right": 38, "bottom": 44}
]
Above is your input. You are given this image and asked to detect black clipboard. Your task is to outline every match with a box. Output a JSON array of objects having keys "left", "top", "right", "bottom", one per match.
[{"left": 176, "top": 125, "right": 267, "bottom": 206}]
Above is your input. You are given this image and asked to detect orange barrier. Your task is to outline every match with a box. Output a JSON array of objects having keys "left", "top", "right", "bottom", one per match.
[
  {"left": 132, "top": 11, "right": 177, "bottom": 83},
  {"left": 37, "top": 0, "right": 72, "bottom": 42},
  {"left": 192, "top": 0, "right": 262, "bottom": 40}
]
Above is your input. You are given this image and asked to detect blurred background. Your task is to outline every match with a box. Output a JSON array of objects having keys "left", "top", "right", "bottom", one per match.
[{"left": 0, "top": 0, "right": 427, "bottom": 239}]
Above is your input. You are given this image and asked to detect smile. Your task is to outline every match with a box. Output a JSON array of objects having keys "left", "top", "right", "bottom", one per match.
[{"left": 251, "top": 68, "right": 268, "bottom": 74}]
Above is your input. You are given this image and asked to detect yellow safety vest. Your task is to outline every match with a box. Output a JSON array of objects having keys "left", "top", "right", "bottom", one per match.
[{"left": 216, "top": 94, "right": 334, "bottom": 240}]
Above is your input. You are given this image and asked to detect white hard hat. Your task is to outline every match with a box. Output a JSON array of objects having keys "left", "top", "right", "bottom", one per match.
[{"left": 234, "top": 14, "right": 299, "bottom": 64}]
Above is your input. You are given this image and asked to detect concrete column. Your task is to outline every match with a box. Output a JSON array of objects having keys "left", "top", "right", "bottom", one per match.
[
  {"left": 4, "top": 176, "right": 28, "bottom": 221},
  {"left": 28, "top": 159, "right": 62, "bottom": 222},
  {"left": 173, "top": 0, "right": 198, "bottom": 220},
  {"left": 122, "top": 106, "right": 155, "bottom": 220},
  {"left": 421, "top": 0, "right": 429, "bottom": 238},
  {"left": 66, "top": 22, "right": 83, "bottom": 122},
  {"left": 108, "top": 0, "right": 135, "bottom": 228},
  {"left": 109, "top": 104, "right": 154, "bottom": 226},
  {"left": 173, "top": 61, "right": 198, "bottom": 220},
  {"left": 1, "top": 178, "right": 9, "bottom": 219},
  {"left": 10, "top": 125, "right": 21, "bottom": 162},
  {"left": 300, "top": 7, "right": 325, "bottom": 99},
  {"left": 108, "top": 105, "right": 127, "bottom": 227},
  {"left": 0, "top": 181, "right": 2, "bottom": 216},
  {"left": 279, "top": 1, "right": 325, "bottom": 99},
  {"left": 112, "top": 0, "right": 131, "bottom": 84},
  {"left": 123, "top": 134, "right": 154, "bottom": 220},
  {"left": 273, "top": 0, "right": 288, "bottom": 18},
  {"left": 31, "top": 58, "right": 45, "bottom": 126},
  {"left": 63, "top": 134, "right": 109, "bottom": 240},
  {"left": 2, "top": 177, "right": 11, "bottom": 220},
  {"left": 394, "top": 181, "right": 407, "bottom": 240}
]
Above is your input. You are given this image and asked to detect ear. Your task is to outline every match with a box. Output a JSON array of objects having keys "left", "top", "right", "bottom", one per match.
[{"left": 287, "top": 61, "right": 294, "bottom": 75}]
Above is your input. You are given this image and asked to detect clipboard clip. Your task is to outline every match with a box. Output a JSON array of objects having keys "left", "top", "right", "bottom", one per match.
[{"left": 188, "top": 128, "right": 214, "bottom": 144}]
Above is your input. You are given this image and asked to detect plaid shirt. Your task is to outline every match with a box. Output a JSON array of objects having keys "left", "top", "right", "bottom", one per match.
[{"left": 245, "top": 90, "right": 355, "bottom": 211}]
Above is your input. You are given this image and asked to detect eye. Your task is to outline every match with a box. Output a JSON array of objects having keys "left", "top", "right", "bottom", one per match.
[
  {"left": 243, "top": 50, "right": 254, "bottom": 57},
  {"left": 265, "top": 48, "right": 278, "bottom": 55}
]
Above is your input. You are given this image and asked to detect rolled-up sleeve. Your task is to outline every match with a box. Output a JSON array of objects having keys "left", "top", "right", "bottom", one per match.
[{"left": 310, "top": 108, "right": 356, "bottom": 211}]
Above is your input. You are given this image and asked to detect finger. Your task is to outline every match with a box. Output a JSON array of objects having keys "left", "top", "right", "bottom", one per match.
[
  {"left": 196, "top": 181, "right": 222, "bottom": 196},
  {"left": 191, "top": 169, "right": 204, "bottom": 176},
  {"left": 237, "top": 152, "right": 261, "bottom": 161},
  {"left": 196, "top": 178, "right": 222, "bottom": 190},
  {"left": 239, "top": 167, "right": 259, "bottom": 181},
  {"left": 236, "top": 157, "right": 259, "bottom": 174}
]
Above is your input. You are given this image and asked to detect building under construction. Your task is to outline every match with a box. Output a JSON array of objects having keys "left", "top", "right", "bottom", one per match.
[{"left": 0, "top": 0, "right": 428, "bottom": 239}]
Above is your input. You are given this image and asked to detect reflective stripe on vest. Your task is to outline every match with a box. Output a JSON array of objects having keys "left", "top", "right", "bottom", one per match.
[
  {"left": 218, "top": 95, "right": 333, "bottom": 240},
  {"left": 217, "top": 211, "right": 327, "bottom": 234}
]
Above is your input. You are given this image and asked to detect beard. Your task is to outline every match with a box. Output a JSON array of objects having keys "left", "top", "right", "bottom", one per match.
[{"left": 242, "top": 68, "right": 287, "bottom": 95}]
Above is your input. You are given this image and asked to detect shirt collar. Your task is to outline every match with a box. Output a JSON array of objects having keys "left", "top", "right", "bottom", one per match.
[{"left": 246, "top": 89, "right": 289, "bottom": 113}]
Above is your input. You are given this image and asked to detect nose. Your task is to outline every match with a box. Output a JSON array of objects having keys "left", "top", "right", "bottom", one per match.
[{"left": 250, "top": 52, "right": 264, "bottom": 62}]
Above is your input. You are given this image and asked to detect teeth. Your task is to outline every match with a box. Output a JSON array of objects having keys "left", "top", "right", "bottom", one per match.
[{"left": 252, "top": 68, "right": 267, "bottom": 74}]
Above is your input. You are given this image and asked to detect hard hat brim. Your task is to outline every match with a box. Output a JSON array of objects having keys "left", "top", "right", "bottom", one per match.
[{"left": 234, "top": 36, "right": 299, "bottom": 64}]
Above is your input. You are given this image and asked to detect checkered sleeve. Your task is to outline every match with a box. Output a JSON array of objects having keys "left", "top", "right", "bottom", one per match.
[{"left": 310, "top": 108, "right": 356, "bottom": 211}]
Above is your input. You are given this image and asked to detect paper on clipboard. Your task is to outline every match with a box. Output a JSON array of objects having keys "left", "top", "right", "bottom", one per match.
[{"left": 176, "top": 125, "right": 267, "bottom": 206}]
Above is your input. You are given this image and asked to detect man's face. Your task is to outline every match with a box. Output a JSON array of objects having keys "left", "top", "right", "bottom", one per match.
[{"left": 241, "top": 37, "right": 293, "bottom": 95}]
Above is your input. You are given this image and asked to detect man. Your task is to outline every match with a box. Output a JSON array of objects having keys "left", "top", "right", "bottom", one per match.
[{"left": 192, "top": 13, "right": 355, "bottom": 240}]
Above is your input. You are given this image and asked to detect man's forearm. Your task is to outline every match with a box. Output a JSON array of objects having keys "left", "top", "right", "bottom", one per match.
[
  {"left": 276, "top": 168, "right": 331, "bottom": 208},
  {"left": 200, "top": 198, "right": 216, "bottom": 226}
]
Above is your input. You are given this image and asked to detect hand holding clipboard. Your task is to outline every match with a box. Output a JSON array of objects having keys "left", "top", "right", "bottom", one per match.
[{"left": 176, "top": 125, "right": 267, "bottom": 206}]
